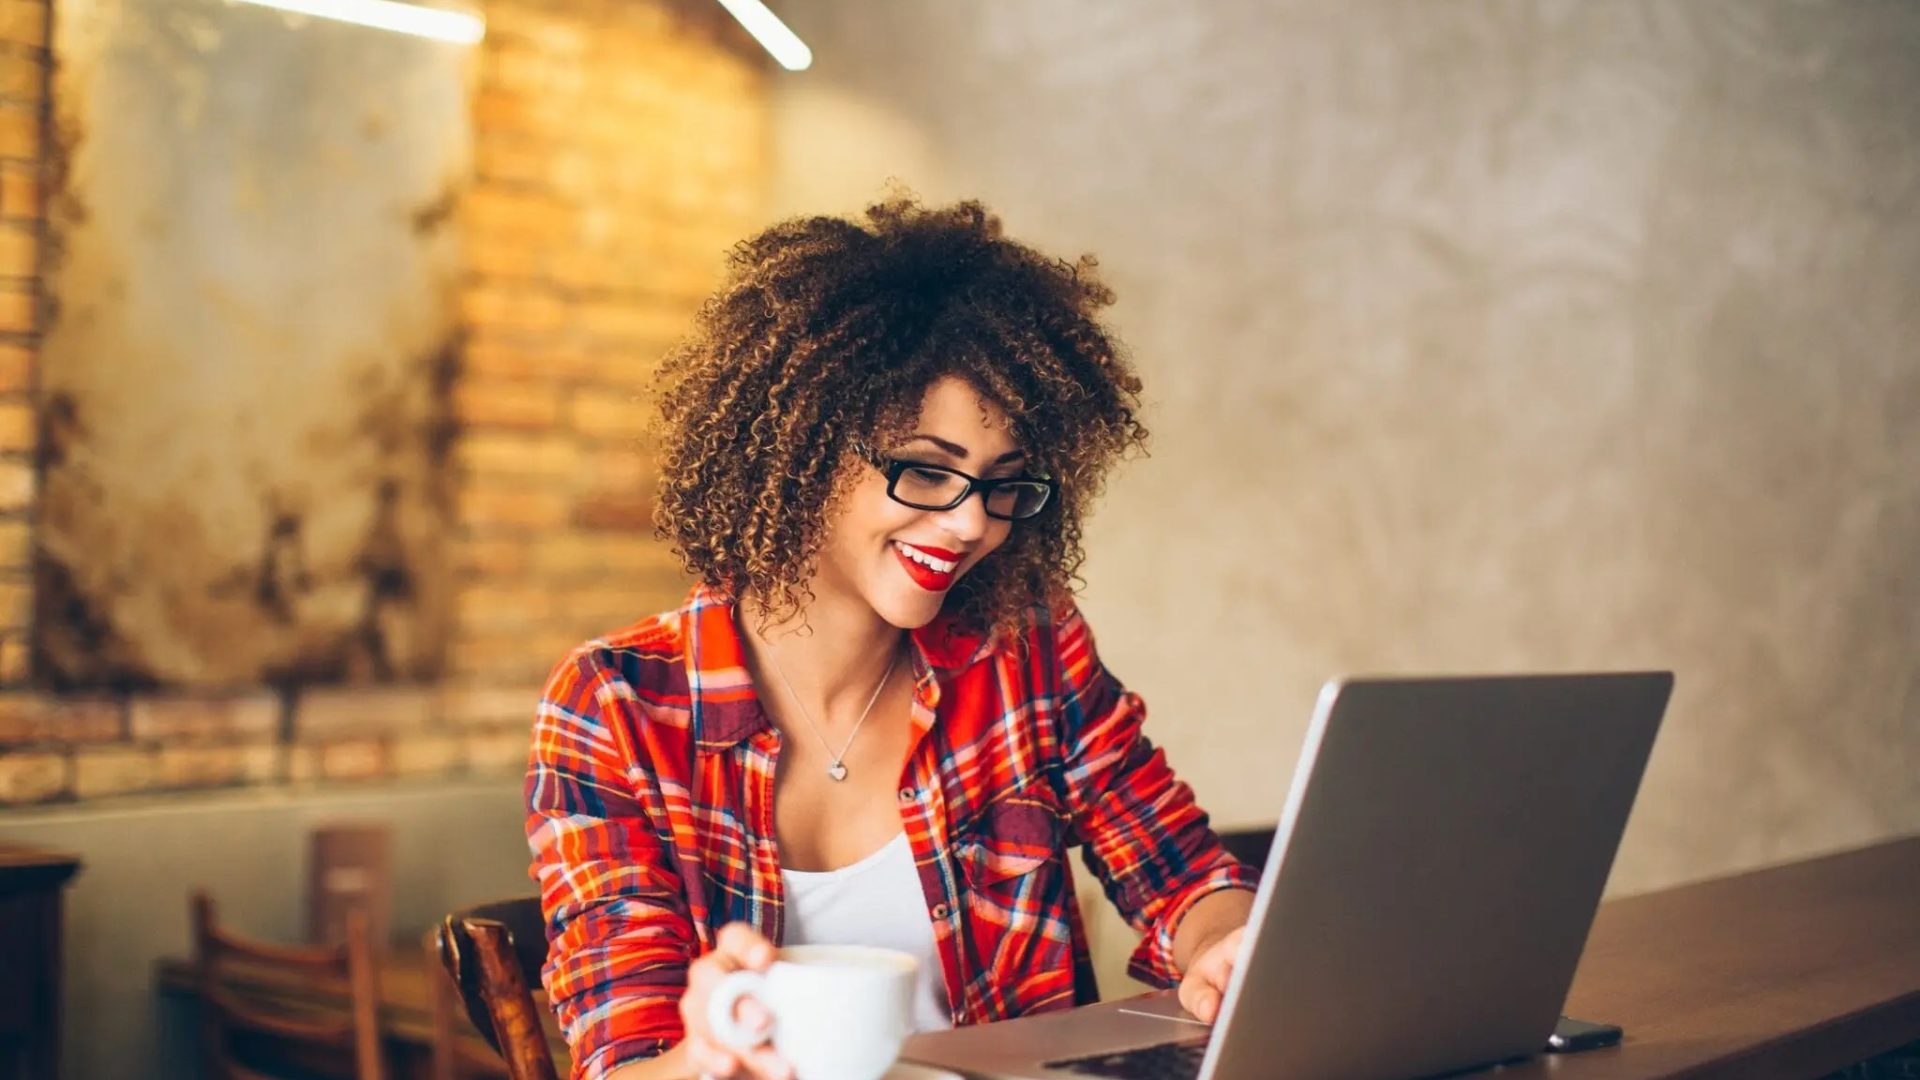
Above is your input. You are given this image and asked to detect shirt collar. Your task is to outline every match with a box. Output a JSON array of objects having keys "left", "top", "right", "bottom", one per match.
[{"left": 682, "top": 582, "right": 999, "bottom": 753}]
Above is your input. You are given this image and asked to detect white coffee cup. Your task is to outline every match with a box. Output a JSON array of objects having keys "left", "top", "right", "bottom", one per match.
[{"left": 707, "top": 944, "right": 919, "bottom": 1080}]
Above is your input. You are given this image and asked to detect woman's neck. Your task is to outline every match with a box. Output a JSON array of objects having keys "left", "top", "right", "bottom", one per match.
[{"left": 737, "top": 588, "right": 906, "bottom": 729}]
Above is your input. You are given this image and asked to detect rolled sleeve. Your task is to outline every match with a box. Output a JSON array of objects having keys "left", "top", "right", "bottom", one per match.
[
  {"left": 1048, "top": 605, "right": 1259, "bottom": 988},
  {"left": 526, "top": 652, "right": 696, "bottom": 1077}
]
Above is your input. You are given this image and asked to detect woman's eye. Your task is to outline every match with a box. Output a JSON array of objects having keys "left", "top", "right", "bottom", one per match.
[{"left": 906, "top": 468, "right": 949, "bottom": 484}]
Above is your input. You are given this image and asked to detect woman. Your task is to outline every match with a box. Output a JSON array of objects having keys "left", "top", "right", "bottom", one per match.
[{"left": 526, "top": 197, "right": 1257, "bottom": 1080}]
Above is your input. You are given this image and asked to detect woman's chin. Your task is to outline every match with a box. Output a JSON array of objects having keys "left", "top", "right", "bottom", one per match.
[{"left": 868, "top": 582, "right": 950, "bottom": 631}]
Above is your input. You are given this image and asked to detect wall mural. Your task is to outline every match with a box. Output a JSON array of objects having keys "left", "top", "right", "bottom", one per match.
[{"left": 36, "top": 0, "right": 472, "bottom": 686}]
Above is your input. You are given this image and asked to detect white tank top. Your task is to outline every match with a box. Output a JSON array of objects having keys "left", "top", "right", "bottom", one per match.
[{"left": 780, "top": 832, "right": 953, "bottom": 1032}]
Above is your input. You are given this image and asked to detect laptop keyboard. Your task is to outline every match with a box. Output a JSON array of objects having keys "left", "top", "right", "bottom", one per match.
[{"left": 1045, "top": 1037, "right": 1210, "bottom": 1080}]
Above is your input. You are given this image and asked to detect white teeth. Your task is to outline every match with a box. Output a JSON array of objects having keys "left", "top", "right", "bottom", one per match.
[{"left": 894, "top": 542, "right": 956, "bottom": 574}]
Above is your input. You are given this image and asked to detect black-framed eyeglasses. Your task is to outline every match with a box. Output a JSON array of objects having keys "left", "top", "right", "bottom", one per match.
[{"left": 876, "top": 458, "right": 1055, "bottom": 521}]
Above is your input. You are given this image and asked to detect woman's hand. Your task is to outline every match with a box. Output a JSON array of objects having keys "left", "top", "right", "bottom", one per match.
[
  {"left": 1176, "top": 924, "right": 1246, "bottom": 1024},
  {"left": 1171, "top": 888, "right": 1254, "bottom": 1024},
  {"left": 680, "top": 923, "right": 792, "bottom": 1080}
]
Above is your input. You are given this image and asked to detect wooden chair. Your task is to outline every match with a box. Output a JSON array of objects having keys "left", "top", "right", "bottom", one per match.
[
  {"left": 191, "top": 890, "right": 386, "bottom": 1080},
  {"left": 435, "top": 897, "right": 559, "bottom": 1080},
  {"left": 307, "top": 824, "right": 393, "bottom": 951},
  {"left": 425, "top": 927, "right": 516, "bottom": 1080}
]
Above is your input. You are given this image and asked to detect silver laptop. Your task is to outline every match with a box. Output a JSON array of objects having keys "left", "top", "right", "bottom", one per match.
[{"left": 904, "top": 672, "right": 1672, "bottom": 1080}]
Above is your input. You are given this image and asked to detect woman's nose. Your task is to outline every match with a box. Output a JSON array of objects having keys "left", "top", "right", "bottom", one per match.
[{"left": 931, "top": 489, "right": 991, "bottom": 543}]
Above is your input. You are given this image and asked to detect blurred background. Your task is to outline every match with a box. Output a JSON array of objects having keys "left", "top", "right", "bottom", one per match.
[{"left": 0, "top": 0, "right": 1913, "bottom": 1076}]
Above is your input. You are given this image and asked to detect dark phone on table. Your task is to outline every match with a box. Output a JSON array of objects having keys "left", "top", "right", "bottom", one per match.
[{"left": 1546, "top": 1015, "right": 1624, "bottom": 1052}]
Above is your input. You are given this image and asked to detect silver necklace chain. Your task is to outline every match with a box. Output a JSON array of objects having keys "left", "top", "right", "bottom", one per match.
[{"left": 762, "top": 638, "right": 899, "bottom": 782}]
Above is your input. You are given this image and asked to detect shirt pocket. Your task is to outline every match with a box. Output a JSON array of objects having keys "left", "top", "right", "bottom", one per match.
[
  {"left": 953, "top": 779, "right": 1079, "bottom": 1015},
  {"left": 956, "top": 781, "right": 1067, "bottom": 888}
]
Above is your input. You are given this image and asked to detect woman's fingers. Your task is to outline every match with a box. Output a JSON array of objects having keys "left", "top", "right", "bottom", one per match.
[
  {"left": 717, "top": 921, "right": 777, "bottom": 968},
  {"left": 683, "top": 922, "right": 787, "bottom": 1078},
  {"left": 686, "top": 1029, "right": 788, "bottom": 1080},
  {"left": 740, "top": 1043, "right": 794, "bottom": 1080},
  {"left": 686, "top": 922, "right": 775, "bottom": 1014},
  {"left": 689, "top": 925, "right": 776, "bottom": 1040},
  {"left": 688, "top": 1036, "right": 742, "bottom": 1077},
  {"left": 1177, "top": 974, "right": 1220, "bottom": 1024},
  {"left": 1178, "top": 926, "right": 1245, "bottom": 1023}
]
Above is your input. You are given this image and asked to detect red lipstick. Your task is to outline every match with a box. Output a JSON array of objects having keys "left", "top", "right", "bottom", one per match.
[{"left": 892, "top": 541, "right": 959, "bottom": 592}]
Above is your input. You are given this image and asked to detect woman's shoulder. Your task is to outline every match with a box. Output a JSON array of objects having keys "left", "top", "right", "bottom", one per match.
[
  {"left": 528, "top": 600, "right": 708, "bottom": 792},
  {"left": 540, "top": 588, "right": 710, "bottom": 705},
  {"left": 1012, "top": 595, "right": 1094, "bottom": 649}
]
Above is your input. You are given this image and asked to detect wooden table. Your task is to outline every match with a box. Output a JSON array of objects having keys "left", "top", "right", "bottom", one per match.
[
  {"left": 1502, "top": 834, "right": 1920, "bottom": 1079},
  {"left": 160, "top": 836, "right": 1920, "bottom": 1080},
  {"left": 0, "top": 844, "right": 82, "bottom": 1080}
]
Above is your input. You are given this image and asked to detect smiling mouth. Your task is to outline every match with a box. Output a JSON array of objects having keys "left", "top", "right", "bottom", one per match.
[{"left": 893, "top": 541, "right": 959, "bottom": 591}]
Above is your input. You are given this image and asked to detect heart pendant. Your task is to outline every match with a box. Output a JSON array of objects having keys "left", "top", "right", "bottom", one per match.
[{"left": 827, "top": 762, "right": 849, "bottom": 781}]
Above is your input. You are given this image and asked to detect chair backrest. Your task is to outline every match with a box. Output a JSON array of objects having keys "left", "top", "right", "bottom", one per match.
[
  {"left": 192, "top": 890, "right": 386, "bottom": 1080},
  {"left": 425, "top": 926, "right": 507, "bottom": 1080},
  {"left": 435, "top": 897, "right": 558, "bottom": 1080},
  {"left": 308, "top": 823, "right": 393, "bottom": 950},
  {"left": 1218, "top": 825, "right": 1277, "bottom": 873}
]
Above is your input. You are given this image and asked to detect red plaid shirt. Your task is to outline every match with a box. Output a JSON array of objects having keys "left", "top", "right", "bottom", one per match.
[{"left": 525, "top": 584, "right": 1255, "bottom": 1080}]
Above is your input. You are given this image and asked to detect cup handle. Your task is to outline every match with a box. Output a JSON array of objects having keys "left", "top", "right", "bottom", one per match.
[{"left": 706, "top": 969, "right": 774, "bottom": 1050}]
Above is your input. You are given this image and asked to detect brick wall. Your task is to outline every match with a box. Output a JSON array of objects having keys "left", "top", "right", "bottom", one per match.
[
  {"left": 0, "top": 0, "right": 44, "bottom": 694},
  {"left": 0, "top": 0, "right": 769, "bottom": 805}
]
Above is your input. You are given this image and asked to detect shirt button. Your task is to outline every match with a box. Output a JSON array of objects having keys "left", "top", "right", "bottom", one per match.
[
  {"left": 898, "top": 787, "right": 917, "bottom": 802},
  {"left": 931, "top": 903, "right": 950, "bottom": 920}
]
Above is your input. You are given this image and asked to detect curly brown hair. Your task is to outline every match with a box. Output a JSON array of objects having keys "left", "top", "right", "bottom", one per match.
[{"left": 651, "top": 195, "right": 1148, "bottom": 635}]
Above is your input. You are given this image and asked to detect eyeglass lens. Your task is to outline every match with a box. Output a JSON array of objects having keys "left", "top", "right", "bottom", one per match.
[{"left": 891, "top": 465, "right": 1049, "bottom": 519}]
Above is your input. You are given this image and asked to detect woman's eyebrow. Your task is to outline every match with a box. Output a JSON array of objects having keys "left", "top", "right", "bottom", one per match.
[{"left": 901, "top": 433, "right": 1026, "bottom": 465}]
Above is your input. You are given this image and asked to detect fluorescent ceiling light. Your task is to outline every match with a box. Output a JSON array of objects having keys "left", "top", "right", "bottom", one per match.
[
  {"left": 714, "top": 0, "right": 811, "bottom": 71},
  {"left": 231, "top": 0, "right": 485, "bottom": 45}
]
